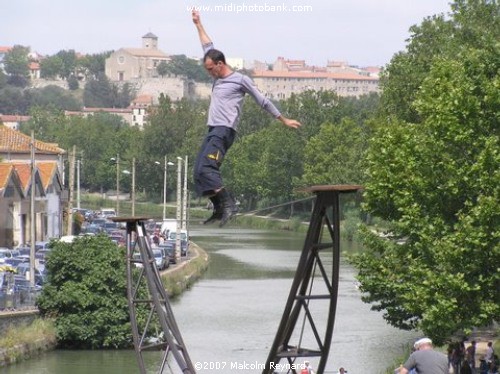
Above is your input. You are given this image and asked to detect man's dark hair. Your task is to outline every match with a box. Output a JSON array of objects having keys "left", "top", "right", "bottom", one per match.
[{"left": 204, "top": 49, "right": 226, "bottom": 64}]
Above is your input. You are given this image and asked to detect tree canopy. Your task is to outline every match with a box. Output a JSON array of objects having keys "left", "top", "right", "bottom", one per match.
[
  {"left": 3, "top": 45, "right": 30, "bottom": 87},
  {"left": 157, "top": 55, "right": 211, "bottom": 82},
  {"left": 351, "top": 0, "right": 500, "bottom": 344}
]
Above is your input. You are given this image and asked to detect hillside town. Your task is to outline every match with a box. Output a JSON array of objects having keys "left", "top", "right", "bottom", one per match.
[{"left": 0, "top": 32, "right": 380, "bottom": 130}]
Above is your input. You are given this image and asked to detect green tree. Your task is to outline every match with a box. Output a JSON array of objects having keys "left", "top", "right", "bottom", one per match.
[
  {"left": 36, "top": 236, "right": 132, "bottom": 348},
  {"left": 279, "top": 90, "right": 343, "bottom": 141},
  {"left": 78, "top": 51, "right": 111, "bottom": 79},
  {"left": 228, "top": 124, "right": 303, "bottom": 209},
  {"left": 22, "top": 106, "right": 68, "bottom": 140},
  {"left": 161, "top": 55, "right": 210, "bottom": 82},
  {"left": 67, "top": 75, "right": 79, "bottom": 90},
  {"left": 0, "top": 86, "right": 29, "bottom": 114},
  {"left": 302, "top": 118, "right": 369, "bottom": 186},
  {"left": 3, "top": 45, "right": 30, "bottom": 87},
  {"left": 83, "top": 73, "right": 134, "bottom": 108},
  {"left": 56, "top": 49, "right": 77, "bottom": 80},
  {"left": 157, "top": 61, "right": 169, "bottom": 77},
  {"left": 140, "top": 95, "right": 207, "bottom": 197},
  {"left": 83, "top": 73, "right": 115, "bottom": 108},
  {"left": 351, "top": 0, "right": 500, "bottom": 344},
  {"left": 0, "top": 70, "right": 7, "bottom": 89},
  {"left": 29, "top": 85, "right": 81, "bottom": 111},
  {"left": 40, "top": 55, "right": 64, "bottom": 79}
]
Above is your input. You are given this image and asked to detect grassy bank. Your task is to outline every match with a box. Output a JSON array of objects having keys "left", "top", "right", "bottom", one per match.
[
  {"left": 161, "top": 242, "right": 209, "bottom": 298},
  {"left": 0, "top": 318, "right": 56, "bottom": 366}
]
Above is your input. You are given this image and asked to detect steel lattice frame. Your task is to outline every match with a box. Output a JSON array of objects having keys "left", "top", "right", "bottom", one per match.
[
  {"left": 113, "top": 217, "right": 195, "bottom": 374},
  {"left": 263, "top": 185, "right": 362, "bottom": 374}
]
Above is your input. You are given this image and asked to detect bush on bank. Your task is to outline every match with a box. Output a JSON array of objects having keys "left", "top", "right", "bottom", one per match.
[{"left": 36, "top": 235, "right": 134, "bottom": 349}]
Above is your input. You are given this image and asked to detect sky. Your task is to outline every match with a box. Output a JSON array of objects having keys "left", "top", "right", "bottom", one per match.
[{"left": 2, "top": 0, "right": 453, "bottom": 67}]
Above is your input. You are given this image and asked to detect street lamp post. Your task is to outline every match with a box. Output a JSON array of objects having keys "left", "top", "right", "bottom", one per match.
[
  {"left": 122, "top": 157, "right": 136, "bottom": 216},
  {"left": 110, "top": 154, "right": 120, "bottom": 215},
  {"left": 175, "top": 157, "right": 183, "bottom": 261},
  {"left": 77, "top": 158, "right": 81, "bottom": 210},
  {"left": 156, "top": 157, "right": 174, "bottom": 221},
  {"left": 182, "top": 155, "right": 188, "bottom": 230}
]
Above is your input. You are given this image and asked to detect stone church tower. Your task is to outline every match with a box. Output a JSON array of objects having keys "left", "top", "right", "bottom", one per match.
[{"left": 142, "top": 32, "right": 158, "bottom": 50}]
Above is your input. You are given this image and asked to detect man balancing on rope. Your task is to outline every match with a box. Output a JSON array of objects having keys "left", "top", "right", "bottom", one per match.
[{"left": 191, "top": 10, "right": 302, "bottom": 227}]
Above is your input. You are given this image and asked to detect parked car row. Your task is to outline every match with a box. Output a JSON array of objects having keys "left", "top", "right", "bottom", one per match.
[{"left": 132, "top": 248, "right": 171, "bottom": 271}]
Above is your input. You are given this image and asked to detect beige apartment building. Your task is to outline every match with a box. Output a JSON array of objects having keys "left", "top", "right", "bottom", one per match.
[
  {"left": 252, "top": 70, "right": 380, "bottom": 100},
  {"left": 252, "top": 57, "right": 380, "bottom": 100}
]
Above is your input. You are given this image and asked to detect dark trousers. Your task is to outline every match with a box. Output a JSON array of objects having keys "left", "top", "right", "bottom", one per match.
[{"left": 193, "top": 126, "right": 236, "bottom": 196}]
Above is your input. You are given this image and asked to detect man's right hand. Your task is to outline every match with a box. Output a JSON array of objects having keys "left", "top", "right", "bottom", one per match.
[{"left": 192, "top": 9, "right": 201, "bottom": 25}]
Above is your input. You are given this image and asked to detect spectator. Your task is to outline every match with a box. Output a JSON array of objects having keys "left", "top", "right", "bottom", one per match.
[
  {"left": 465, "top": 340, "right": 476, "bottom": 372},
  {"left": 301, "top": 361, "right": 314, "bottom": 374},
  {"left": 484, "top": 342, "right": 494, "bottom": 372},
  {"left": 400, "top": 337, "right": 449, "bottom": 374}
]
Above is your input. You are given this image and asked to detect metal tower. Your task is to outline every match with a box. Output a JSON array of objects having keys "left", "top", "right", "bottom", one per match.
[
  {"left": 263, "top": 185, "right": 362, "bottom": 374},
  {"left": 112, "top": 217, "right": 195, "bottom": 374}
]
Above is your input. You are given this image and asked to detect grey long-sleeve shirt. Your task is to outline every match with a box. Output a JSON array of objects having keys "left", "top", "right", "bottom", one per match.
[{"left": 203, "top": 42, "right": 281, "bottom": 130}]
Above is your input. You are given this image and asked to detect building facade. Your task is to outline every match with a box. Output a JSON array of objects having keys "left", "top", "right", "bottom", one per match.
[
  {"left": 252, "top": 70, "right": 380, "bottom": 100},
  {"left": 0, "top": 126, "right": 65, "bottom": 247},
  {"left": 105, "top": 33, "right": 171, "bottom": 81}
]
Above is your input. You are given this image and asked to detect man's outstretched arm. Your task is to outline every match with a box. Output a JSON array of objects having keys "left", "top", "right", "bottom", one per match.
[{"left": 192, "top": 10, "right": 212, "bottom": 46}]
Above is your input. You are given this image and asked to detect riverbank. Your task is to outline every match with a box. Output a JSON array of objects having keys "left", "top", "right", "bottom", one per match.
[
  {"left": 0, "top": 242, "right": 209, "bottom": 368},
  {"left": 161, "top": 241, "right": 210, "bottom": 297},
  {"left": 0, "top": 318, "right": 56, "bottom": 367}
]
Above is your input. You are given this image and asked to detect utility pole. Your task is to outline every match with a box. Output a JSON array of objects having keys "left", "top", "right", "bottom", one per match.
[
  {"left": 116, "top": 153, "right": 120, "bottom": 216},
  {"left": 67, "top": 145, "right": 75, "bottom": 236},
  {"left": 131, "top": 157, "right": 136, "bottom": 216},
  {"left": 176, "top": 157, "right": 182, "bottom": 262},
  {"left": 163, "top": 156, "right": 168, "bottom": 220},
  {"left": 182, "top": 155, "right": 188, "bottom": 231},
  {"left": 29, "top": 131, "right": 36, "bottom": 289},
  {"left": 76, "top": 158, "right": 81, "bottom": 209}
]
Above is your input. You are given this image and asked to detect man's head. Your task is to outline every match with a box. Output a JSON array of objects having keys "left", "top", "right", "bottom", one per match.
[
  {"left": 203, "top": 49, "right": 228, "bottom": 78},
  {"left": 414, "top": 337, "right": 433, "bottom": 350}
]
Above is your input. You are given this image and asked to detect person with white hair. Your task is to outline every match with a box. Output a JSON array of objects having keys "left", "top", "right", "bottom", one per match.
[
  {"left": 399, "top": 337, "right": 449, "bottom": 374},
  {"left": 301, "top": 361, "right": 315, "bottom": 374}
]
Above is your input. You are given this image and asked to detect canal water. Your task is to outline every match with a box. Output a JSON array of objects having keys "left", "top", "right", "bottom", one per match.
[{"left": 0, "top": 224, "right": 420, "bottom": 374}]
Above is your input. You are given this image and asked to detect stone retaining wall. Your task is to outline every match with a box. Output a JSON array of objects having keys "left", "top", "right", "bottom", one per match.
[
  {"left": 0, "top": 310, "right": 57, "bottom": 367},
  {"left": 0, "top": 310, "right": 39, "bottom": 336}
]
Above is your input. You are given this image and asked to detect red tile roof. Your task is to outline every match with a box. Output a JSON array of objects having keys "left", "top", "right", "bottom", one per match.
[
  {"left": 0, "top": 125, "right": 65, "bottom": 154},
  {"left": 0, "top": 163, "right": 14, "bottom": 194},
  {"left": 82, "top": 107, "right": 132, "bottom": 114},
  {"left": 0, "top": 161, "right": 59, "bottom": 195},
  {"left": 11, "top": 163, "right": 32, "bottom": 194},
  {"left": 0, "top": 114, "right": 31, "bottom": 123},
  {"left": 37, "top": 161, "right": 60, "bottom": 190},
  {"left": 131, "top": 95, "right": 153, "bottom": 105}
]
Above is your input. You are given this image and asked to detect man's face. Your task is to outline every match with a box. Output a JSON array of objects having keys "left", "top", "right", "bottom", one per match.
[{"left": 204, "top": 58, "right": 223, "bottom": 78}]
